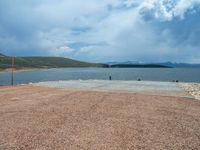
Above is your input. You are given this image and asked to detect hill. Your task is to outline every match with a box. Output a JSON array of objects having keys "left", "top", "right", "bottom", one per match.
[{"left": 0, "top": 53, "right": 108, "bottom": 70}]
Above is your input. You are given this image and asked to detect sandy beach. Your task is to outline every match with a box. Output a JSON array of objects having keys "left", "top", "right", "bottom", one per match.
[{"left": 0, "top": 82, "right": 200, "bottom": 149}]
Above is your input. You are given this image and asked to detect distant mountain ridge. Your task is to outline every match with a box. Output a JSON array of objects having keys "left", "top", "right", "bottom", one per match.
[
  {"left": 109, "top": 64, "right": 171, "bottom": 68},
  {"left": 159, "top": 62, "right": 200, "bottom": 68},
  {"left": 107, "top": 61, "right": 200, "bottom": 68},
  {"left": 107, "top": 61, "right": 139, "bottom": 65},
  {"left": 0, "top": 53, "right": 5, "bottom": 57}
]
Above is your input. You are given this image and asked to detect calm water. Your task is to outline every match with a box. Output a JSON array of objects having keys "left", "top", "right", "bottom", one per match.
[{"left": 0, "top": 68, "right": 200, "bottom": 86}]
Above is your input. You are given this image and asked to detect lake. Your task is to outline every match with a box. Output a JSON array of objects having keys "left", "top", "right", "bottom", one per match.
[{"left": 0, "top": 68, "right": 200, "bottom": 86}]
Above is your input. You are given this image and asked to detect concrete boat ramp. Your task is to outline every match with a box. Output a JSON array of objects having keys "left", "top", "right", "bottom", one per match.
[{"left": 35, "top": 80, "right": 193, "bottom": 98}]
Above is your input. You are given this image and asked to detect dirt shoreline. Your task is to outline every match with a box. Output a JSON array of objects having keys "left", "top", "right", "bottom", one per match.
[{"left": 0, "top": 85, "right": 200, "bottom": 149}]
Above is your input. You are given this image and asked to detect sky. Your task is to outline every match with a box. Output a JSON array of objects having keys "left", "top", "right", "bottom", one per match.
[{"left": 0, "top": 0, "right": 200, "bottom": 63}]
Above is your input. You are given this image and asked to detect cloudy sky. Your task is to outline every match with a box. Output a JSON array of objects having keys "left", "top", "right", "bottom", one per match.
[{"left": 0, "top": 0, "right": 200, "bottom": 63}]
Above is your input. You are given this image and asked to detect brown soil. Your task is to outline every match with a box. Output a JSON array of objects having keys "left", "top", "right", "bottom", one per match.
[{"left": 0, "top": 85, "right": 200, "bottom": 150}]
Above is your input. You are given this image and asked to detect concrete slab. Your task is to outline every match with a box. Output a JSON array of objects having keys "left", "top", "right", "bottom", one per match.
[{"left": 35, "top": 80, "right": 193, "bottom": 98}]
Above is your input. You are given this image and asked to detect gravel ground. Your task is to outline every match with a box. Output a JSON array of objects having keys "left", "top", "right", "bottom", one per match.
[{"left": 0, "top": 85, "right": 200, "bottom": 149}]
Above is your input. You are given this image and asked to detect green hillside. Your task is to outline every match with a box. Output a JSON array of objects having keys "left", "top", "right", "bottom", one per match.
[{"left": 0, "top": 53, "right": 108, "bottom": 70}]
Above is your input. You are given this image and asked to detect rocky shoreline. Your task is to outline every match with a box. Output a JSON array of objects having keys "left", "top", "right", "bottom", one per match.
[{"left": 178, "top": 82, "right": 200, "bottom": 100}]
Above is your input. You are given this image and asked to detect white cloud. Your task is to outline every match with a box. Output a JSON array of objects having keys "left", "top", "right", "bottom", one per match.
[
  {"left": 56, "top": 46, "right": 74, "bottom": 52},
  {"left": 0, "top": 0, "right": 200, "bottom": 62},
  {"left": 138, "top": 0, "right": 200, "bottom": 21}
]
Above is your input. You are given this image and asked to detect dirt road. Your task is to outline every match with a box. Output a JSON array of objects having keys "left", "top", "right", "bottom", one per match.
[{"left": 0, "top": 85, "right": 200, "bottom": 149}]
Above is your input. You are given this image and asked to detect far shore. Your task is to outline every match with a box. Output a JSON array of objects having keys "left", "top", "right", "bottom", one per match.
[
  {"left": 0, "top": 67, "right": 34, "bottom": 73},
  {"left": 0, "top": 67, "right": 68, "bottom": 73}
]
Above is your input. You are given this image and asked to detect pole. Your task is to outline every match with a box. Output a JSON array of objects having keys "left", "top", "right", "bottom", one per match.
[{"left": 11, "top": 57, "right": 14, "bottom": 86}]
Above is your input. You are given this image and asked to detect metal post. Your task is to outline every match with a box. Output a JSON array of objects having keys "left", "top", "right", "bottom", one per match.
[{"left": 11, "top": 57, "right": 14, "bottom": 86}]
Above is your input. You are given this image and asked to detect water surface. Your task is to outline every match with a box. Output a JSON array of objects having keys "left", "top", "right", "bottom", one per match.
[{"left": 0, "top": 68, "right": 200, "bottom": 86}]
